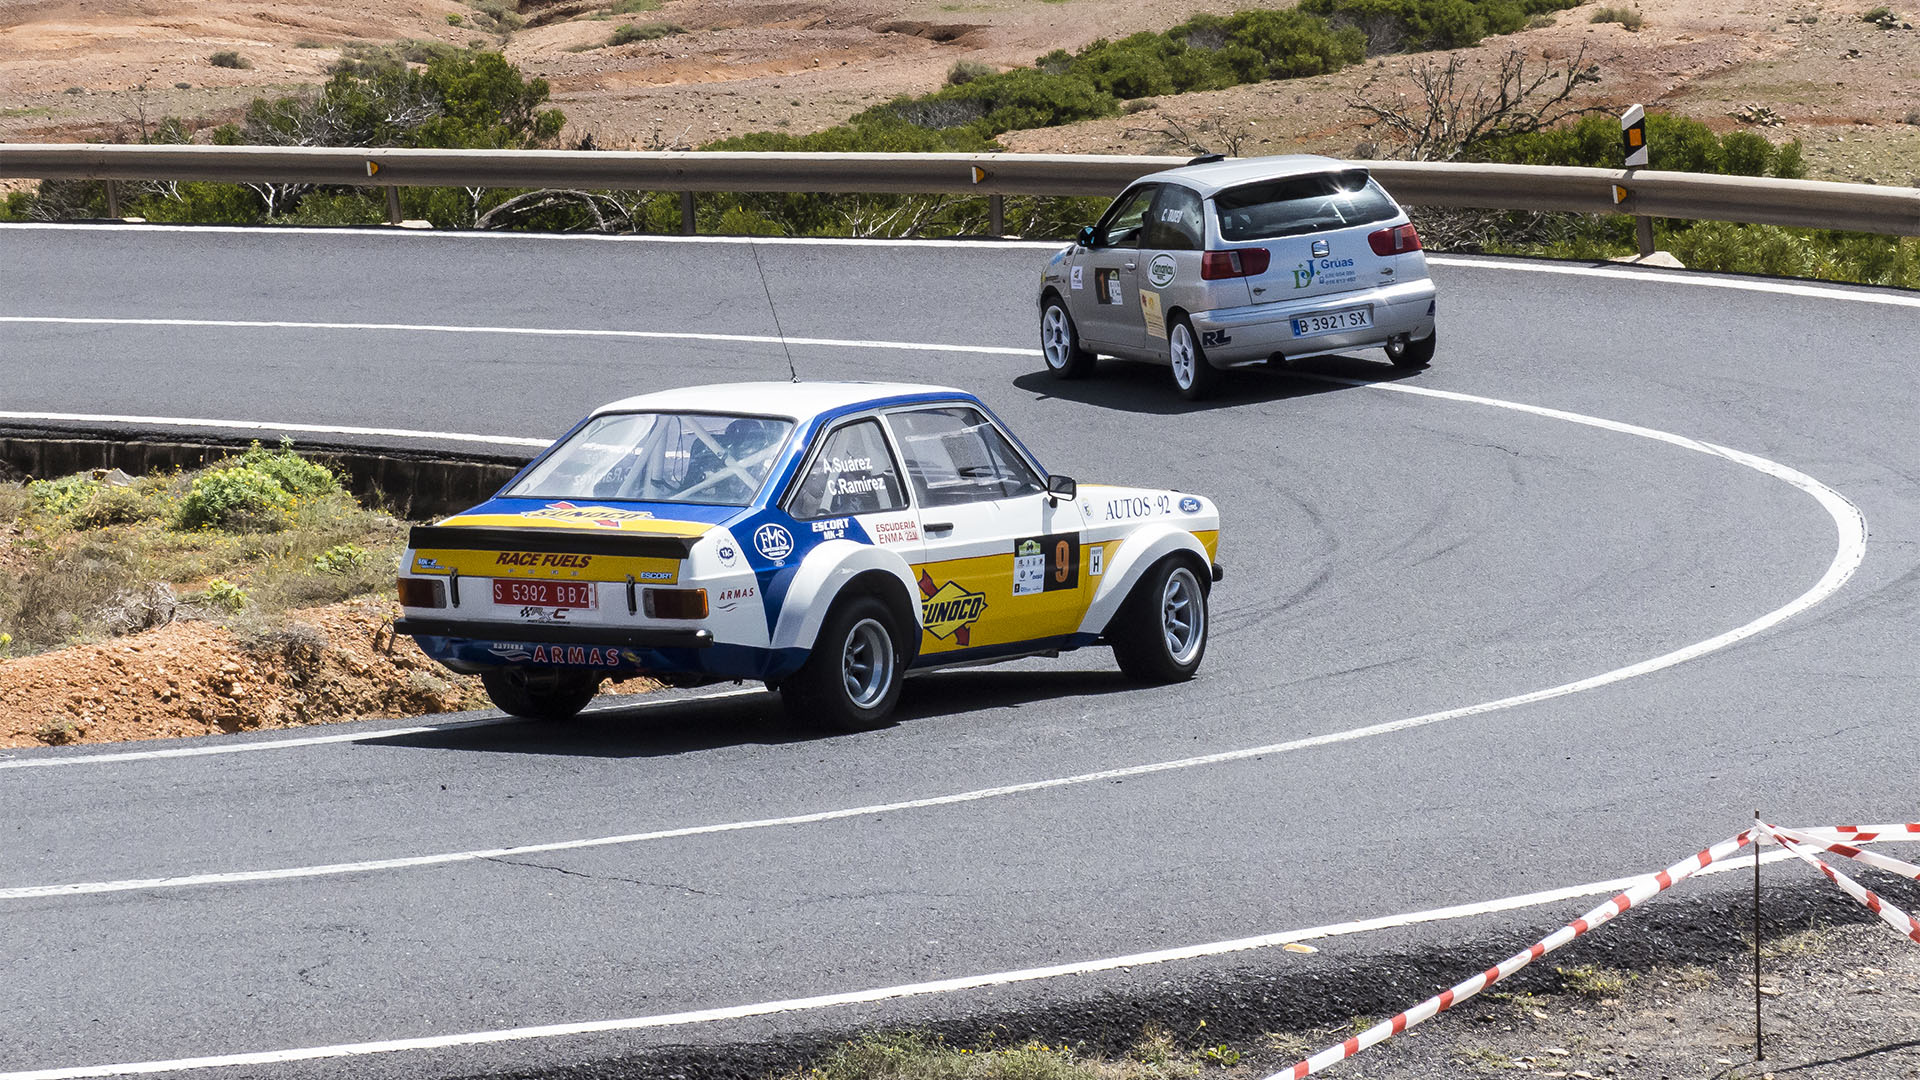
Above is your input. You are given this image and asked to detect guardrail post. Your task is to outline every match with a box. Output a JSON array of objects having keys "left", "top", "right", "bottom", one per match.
[
  {"left": 103, "top": 180, "right": 119, "bottom": 219},
  {"left": 988, "top": 193, "right": 1005, "bottom": 237},
  {"left": 1634, "top": 213, "right": 1656, "bottom": 258},
  {"left": 680, "top": 191, "right": 696, "bottom": 235},
  {"left": 384, "top": 185, "right": 401, "bottom": 226}
]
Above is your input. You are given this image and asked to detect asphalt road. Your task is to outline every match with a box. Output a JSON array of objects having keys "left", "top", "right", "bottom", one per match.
[{"left": 1, "top": 224, "right": 1916, "bottom": 1079}]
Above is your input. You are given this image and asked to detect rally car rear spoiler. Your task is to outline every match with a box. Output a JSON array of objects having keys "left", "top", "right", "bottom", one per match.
[{"left": 406, "top": 525, "right": 701, "bottom": 560}]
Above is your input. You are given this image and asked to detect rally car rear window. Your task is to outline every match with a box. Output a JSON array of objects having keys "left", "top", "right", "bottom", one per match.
[
  {"left": 1213, "top": 170, "right": 1399, "bottom": 242},
  {"left": 505, "top": 412, "right": 793, "bottom": 507}
]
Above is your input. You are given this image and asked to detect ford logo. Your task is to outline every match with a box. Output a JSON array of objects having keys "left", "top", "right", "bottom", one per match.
[{"left": 1179, "top": 496, "right": 1202, "bottom": 513}]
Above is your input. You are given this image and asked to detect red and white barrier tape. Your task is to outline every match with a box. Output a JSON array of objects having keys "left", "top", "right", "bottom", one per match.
[
  {"left": 1757, "top": 821, "right": 1920, "bottom": 945},
  {"left": 1784, "top": 823, "right": 1920, "bottom": 844},
  {"left": 1267, "top": 830, "right": 1755, "bottom": 1080},
  {"left": 1768, "top": 824, "right": 1920, "bottom": 882}
]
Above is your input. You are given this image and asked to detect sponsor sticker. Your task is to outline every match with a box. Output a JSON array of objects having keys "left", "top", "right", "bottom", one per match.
[
  {"left": 1200, "top": 329, "right": 1232, "bottom": 349},
  {"left": 715, "top": 540, "right": 738, "bottom": 567},
  {"left": 811, "top": 516, "right": 851, "bottom": 540},
  {"left": 494, "top": 552, "right": 593, "bottom": 569},
  {"left": 1139, "top": 290, "right": 1166, "bottom": 339},
  {"left": 1148, "top": 253, "right": 1176, "bottom": 288},
  {"left": 1179, "top": 496, "right": 1202, "bottom": 513},
  {"left": 1014, "top": 533, "right": 1080, "bottom": 596},
  {"left": 486, "top": 643, "right": 636, "bottom": 668},
  {"left": 1070, "top": 265, "right": 1084, "bottom": 290},
  {"left": 874, "top": 519, "right": 920, "bottom": 545},
  {"left": 918, "top": 571, "right": 987, "bottom": 645},
  {"left": 1089, "top": 544, "right": 1104, "bottom": 577},
  {"left": 524, "top": 501, "right": 655, "bottom": 527},
  {"left": 754, "top": 523, "right": 794, "bottom": 561},
  {"left": 1096, "top": 267, "right": 1124, "bottom": 305}
]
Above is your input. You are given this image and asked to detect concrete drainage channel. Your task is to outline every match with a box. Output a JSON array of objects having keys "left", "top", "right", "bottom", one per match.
[{"left": 0, "top": 425, "right": 530, "bottom": 519}]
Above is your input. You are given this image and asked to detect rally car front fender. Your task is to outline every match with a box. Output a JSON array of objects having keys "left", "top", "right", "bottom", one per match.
[{"left": 1078, "top": 525, "right": 1214, "bottom": 636}]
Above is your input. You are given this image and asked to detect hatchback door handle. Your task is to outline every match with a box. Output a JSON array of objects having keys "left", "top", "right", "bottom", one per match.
[{"left": 924, "top": 521, "right": 954, "bottom": 534}]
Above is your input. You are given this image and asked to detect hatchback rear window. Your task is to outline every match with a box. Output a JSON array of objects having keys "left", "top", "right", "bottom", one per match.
[{"left": 1214, "top": 171, "right": 1399, "bottom": 242}]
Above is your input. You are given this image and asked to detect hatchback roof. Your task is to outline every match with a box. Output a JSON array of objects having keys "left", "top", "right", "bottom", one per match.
[{"left": 1140, "top": 153, "right": 1361, "bottom": 198}]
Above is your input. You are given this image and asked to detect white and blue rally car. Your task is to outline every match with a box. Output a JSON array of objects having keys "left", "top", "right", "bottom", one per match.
[{"left": 396, "top": 382, "right": 1222, "bottom": 730}]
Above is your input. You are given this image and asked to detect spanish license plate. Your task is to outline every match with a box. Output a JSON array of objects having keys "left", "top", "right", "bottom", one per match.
[
  {"left": 494, "top": 579, "right": 596, "bottom": 609},
  {"left": 1290, "top": 307, "right": 1372, "bottom": 337}
]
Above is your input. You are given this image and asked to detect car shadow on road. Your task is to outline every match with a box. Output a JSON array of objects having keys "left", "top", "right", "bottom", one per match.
[
  {"left": 364, "top": 668, "right": 1141, "bottom": 758},
  {"left": 1013, "top": 351, "right": 1428, "bottom": 415}
]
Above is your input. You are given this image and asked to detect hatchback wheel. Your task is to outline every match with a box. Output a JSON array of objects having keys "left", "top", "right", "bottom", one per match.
[
  {"left": 1040, "top": 299, "right": 1094, "bottom": 379},
  {"left": 1168, "top": 317, "right": 1220, "bottom": 400},
  {"left": 782, "top": 595, "right": 904, "bottom": 732},
  {"left": 1386, "top": 330, "right": 1437, "bottom": 368}
]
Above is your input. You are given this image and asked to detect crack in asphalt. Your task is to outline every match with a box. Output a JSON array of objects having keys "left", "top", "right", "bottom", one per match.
[{"left": 480, "top": 856, "right": 716, "bottom": 896}]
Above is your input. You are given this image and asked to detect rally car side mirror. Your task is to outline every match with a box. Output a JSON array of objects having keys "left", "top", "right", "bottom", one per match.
[
  {"left": 1077, "top": 225, "right": 1097, "bottom": 249},
  {"left": 1046, "top": 473, "right": 1077, "bottom": 506}
]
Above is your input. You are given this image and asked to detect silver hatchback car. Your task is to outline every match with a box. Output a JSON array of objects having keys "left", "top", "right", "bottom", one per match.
[{"left": 1038, "top": 154, "right": 1438, "bottom": 399}]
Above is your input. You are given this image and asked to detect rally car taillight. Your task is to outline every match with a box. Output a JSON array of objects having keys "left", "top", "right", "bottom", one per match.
[
  {"left": 644, "top": 588, "right": 708, "bottom": 620},
  {"left": 1368, "top": 223, "right": 1423, "bottom": 255},
  {"left": 397, "top": 578, "right": 446, "bottom": 608},
  {"left": 1200, "top": 247, "right": 1272, "bottom": 279}
]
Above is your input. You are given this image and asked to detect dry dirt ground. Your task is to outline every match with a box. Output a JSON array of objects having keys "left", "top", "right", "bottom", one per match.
[
  {"left": 0, "top": 597, "right": 494, "bottom": 746},
  {"left": 2, "top": 0, "right": 1918, "bottom": 183}
]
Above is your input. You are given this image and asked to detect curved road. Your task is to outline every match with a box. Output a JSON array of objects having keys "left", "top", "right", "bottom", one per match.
[{"left": 0, "top": 224, "right": 1915, "bottom": 1078}]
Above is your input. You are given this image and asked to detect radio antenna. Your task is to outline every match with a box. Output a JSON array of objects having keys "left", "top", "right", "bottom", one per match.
[{"left": 746, "top": 238, "right": 799, "bottom": 383}]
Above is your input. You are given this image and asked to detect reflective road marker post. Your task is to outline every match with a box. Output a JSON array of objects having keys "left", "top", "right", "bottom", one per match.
[
  {"left": 1621, "top": 104, "right": 1654, "bottom": 256},
  {"left": 972, "top": 165, "right": 1004, "bottom": 237}
]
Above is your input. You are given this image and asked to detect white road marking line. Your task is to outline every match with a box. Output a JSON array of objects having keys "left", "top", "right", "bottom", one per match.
[
  {"left": 0, "top": 410, "right": 548, "bottom": 447},
  {"left": 1, "top": 390, "right": 1863, "bottom": 899},
  {"left": 0, "top": 688, "right": 762, "bottom": 771},
  {"left": 1425, "top": 254, "right": 1920, "bottom": 309},
  {"left": 0, "top": 849, "right": 1809, "bottom": 1080},
  {"left": 0, "top": 221, "right": 1066, "bottom": 249},
  {"left": 0, "top": 315, "right": 1038, "bottom": 355}
]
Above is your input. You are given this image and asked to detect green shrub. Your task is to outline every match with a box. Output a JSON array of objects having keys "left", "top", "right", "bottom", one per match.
[
  {"left": 27, "top": 474, "right": 100, "bottom": 517},
  {"left": 609, "top": 0, "right": 659, "bottom": 9},
  {"left": 609, "top": 21, "right": 683, "bottom": 45},
  {"left": 1589, "top": 6, "right": 1644, "bottom": 29},
  {"left": 1475, "top": 112, "right": 1804, "bottom": 177},
  {"left": 176, "top": 467, "right": 295, "bottom": 532},
  {"left": 946, "top": 60, "right": 995, "bottom": 86},
  {"left": 208, "top": 51, "right": 251, "bottom": 69},
  {"left": 1862, "top": 6, "right": 1898, "bottom": 27},
  {"left": 313, "top": 543, "right": 369, "bottom": 575},
  {"left": 236, "top": 441, "right": 339, "bottom": 499},
  {"left": 74, "top": 484, "right": 168, "bottom": 530},
  {"left": 195, "top": 578, "right": 250, "bottom": 614},
  {"left": 1297, "top": 0, "right": 1582, "bottom": 51}
]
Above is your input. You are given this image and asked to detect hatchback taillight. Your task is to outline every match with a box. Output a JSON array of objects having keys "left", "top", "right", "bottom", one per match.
[
  {"left": 1200, "top": 248, "right": 1272, "bottom": 279},
  {"left": 397, "top": 577, "right": 446, "bottom": 609},
  {"left": 1368, "top": 223, "right": 1423, "bottom": 255}
]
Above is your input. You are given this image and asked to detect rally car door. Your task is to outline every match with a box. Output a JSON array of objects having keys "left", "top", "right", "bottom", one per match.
[
  {"left": 782, "top": 414, "right": 927, "bottom": 564},
  {"left": 1070, "top": 182, "right": 1159, "bottom": 352},
  {"left": 883, "top": 404, "right": 1090, "bottom": 658}
]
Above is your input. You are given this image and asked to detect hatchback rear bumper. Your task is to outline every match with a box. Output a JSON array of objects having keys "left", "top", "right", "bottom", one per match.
[{"left": 1190, "top": 278, "right": 1437, "bottom": 366}]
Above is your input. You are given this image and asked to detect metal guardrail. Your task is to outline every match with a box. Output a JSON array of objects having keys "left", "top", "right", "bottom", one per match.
[{"left": 3, "top": 143, "right": 1918, "bottom": 238}]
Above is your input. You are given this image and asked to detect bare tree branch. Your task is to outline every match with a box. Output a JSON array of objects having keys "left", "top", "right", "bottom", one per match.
[{"left": 1347, "top": 46, "right": 1602, "bottom": 162}]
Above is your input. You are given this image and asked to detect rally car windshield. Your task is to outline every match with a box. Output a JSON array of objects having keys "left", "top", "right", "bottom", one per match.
[{"left": 504, "top": 412, "right": 794, "bottom": 507}]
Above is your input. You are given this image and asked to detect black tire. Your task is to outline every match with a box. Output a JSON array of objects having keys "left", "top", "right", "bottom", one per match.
[
  {"left": 1109, "top": 557, "right": 1209, "bottom": 683},
  {"left": 1168, "top": 317, "right": 1220, "bottom": 400},
  {"left": 1386, "top": 330, "right": 1437, "bottom": 368},
  {"left": 781, "top": 594, "right": 905, "bottom": 732},
  {"left": 481, "top": 667, "right": 599, "bottom": 721},
  {"left": 1039, "top": 297, "right": 1095, "bottom": 379}
]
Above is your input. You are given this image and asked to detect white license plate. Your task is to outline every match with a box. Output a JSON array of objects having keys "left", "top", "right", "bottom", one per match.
[{"left": 1290, "top": 307, "right": 1372, "bottom": 337}]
